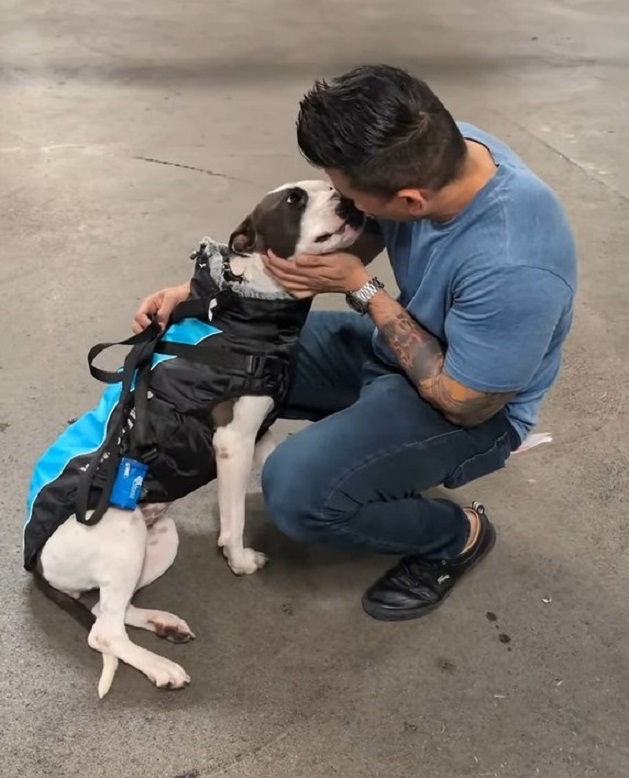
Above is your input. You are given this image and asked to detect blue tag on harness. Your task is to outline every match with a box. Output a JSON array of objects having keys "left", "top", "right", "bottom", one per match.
[{"left": 109, "top": 457, "right": 149, "bottom": 510}]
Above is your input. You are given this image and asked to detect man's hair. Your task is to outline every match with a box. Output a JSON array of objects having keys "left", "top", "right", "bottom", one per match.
[{"left": 296, "top": 64, "right": 467, "bottom": 197}]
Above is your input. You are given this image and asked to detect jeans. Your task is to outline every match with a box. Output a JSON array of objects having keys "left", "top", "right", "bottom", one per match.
[{"left": 261, "top": 311, "right": 520, "bottom": 561}]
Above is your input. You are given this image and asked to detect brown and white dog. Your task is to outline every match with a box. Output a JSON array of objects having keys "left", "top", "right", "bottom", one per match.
[{"left": 29, "top": 180, "right": 366, "bottom": 698}]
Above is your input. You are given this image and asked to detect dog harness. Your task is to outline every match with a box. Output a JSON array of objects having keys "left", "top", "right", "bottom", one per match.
[{"left": 23, "top": 239, "right": 312, "bottom": 572}]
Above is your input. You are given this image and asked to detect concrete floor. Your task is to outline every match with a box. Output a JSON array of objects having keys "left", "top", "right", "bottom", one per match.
[{"left": 1, "top": 1, "right": 628, "bottom": 776}]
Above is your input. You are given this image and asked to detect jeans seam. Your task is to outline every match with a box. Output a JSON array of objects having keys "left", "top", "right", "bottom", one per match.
[
  {"left": 328, "top": 521, "right": 427, "bottom": 553},
  {"left": 318, "top": 427, "right": 464, "bottom": 522},
  {"left": 322, "top": 513, "right": 468, "bottom": 555},
  {"left": 444, "top": 430, "right": 511, "bottom": 488}
]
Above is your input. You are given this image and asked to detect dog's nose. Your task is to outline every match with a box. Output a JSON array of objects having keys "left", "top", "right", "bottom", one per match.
[
  {"left": 336, "top": 196, "right": 364, "bottom": 228},
  {"left": 337, "top": 195, "right": 356, "bottom": 215}
]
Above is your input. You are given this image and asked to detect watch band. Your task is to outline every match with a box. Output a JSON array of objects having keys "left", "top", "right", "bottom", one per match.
[{"left": 345, "top": 277, "right": 385, "bottom": 314}]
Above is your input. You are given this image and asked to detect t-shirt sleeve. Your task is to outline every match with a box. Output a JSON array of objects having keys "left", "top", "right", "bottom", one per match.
[{"left": 442, "top": 265, "right": 572, "bottom": 393}]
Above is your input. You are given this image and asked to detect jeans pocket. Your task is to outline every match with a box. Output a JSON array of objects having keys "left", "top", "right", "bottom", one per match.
[{"left": 443, "top": 431, "right": 512, "bottom": 490}]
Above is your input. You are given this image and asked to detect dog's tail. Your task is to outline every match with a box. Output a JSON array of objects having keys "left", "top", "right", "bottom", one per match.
[
  {"left": 97, "top": 655, "right": 119, "bottom": 698},
  {"left": 33, "top": 566, "right": 119, "bottom": 699}
]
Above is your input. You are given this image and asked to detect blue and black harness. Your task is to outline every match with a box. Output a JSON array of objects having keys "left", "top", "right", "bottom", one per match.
[{"left": 23, "top": 241, "right": 311, "bottom": 572}]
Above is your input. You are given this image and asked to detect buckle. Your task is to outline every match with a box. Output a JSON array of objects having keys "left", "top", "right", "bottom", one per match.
[
  {"left": 244, "top": 355, "right": 264, "bottom": 375},
  {"left": 139, "top": 445, "right": 159, "bottom": 465}
]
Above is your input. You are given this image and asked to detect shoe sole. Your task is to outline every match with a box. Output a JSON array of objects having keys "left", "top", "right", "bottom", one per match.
[{"left": 361, "top": 521, "right": 497, "bottom": 622}]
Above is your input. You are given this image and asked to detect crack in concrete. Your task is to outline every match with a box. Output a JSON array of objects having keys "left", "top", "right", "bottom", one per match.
[
  {"left": 203, "top": 728, "right": 291, "bottom": 778},
  {"left": 1, "top": 146, "right": 259, "bottom": 187},
  {"left": 132, "top": 155, "right": 236, "bottom": 180},
  {"left": 494, "top": 113, "right": 629, "bottom": 205}
]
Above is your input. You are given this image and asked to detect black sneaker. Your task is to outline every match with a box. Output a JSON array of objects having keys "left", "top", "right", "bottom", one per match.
[{"left": 362, "top": 502, "right": 496, "bottom": 622}]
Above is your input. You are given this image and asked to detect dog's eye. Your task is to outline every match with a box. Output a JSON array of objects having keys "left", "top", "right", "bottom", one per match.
[
  {"left": 314, "top": 232, "right": 333, "bottom": 243},
  {"left": 286, "top": 189, "right": 306, "bottom": 207}
]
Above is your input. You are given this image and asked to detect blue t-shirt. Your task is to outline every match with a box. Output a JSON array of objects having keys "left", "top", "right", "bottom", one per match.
[{"left": 374, "top": 122, "right": 577, "bottom": 443}]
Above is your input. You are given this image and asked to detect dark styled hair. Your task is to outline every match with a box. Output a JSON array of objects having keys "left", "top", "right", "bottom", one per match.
[{"left": 296, "top": 64, "right": 467, "bottom": 197}]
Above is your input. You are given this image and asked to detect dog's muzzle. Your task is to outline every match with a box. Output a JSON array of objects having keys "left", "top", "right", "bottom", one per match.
[{"left": 336, "top": 197, "right": 365, "bottom": 230}]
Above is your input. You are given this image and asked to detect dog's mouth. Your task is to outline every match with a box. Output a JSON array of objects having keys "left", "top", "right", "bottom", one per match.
[
  {"left": 337, "top": 219, "right": 363, "bottom": 239},
  {"left": 314, "top": 199, "right": 366, "bottom": 245},
  {"left": 313, "top": 219, "right": 362, "bottom": 245}
]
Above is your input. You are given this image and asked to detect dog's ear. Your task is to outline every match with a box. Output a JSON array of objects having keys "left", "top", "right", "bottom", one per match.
[{"left": 228, "top": 215, "right": 260, "bottom": 255}]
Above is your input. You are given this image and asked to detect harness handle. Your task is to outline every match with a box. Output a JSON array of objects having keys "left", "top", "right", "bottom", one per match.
[{"left": 86, "top": 319, "right": 162, "bottom": 384}]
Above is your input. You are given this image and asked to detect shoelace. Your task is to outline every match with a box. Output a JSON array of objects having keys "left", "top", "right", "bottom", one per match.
[{"left": 391, "top": 557, "right": 447, "bottom": 598}]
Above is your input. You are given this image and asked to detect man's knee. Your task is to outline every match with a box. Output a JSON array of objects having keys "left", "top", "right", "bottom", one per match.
[{"left": 261, "top": 437, "right": 337, "bottom": 543}]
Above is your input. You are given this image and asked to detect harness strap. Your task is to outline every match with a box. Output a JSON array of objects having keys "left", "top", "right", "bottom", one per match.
[
  {"left": 170, "top": 289, "right": 236, "bottom": 323},
  {"left": 154, "top": 340, "right": 281, "bottom": 376},
  {"left": 75, "top": 320, "right": 163, "bottom": 525},
  {"left": 74, "top": 298, "right": 283, "bottom": 526}
]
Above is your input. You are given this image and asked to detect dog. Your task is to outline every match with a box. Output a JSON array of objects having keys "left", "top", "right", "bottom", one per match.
[{"left": 23, "top": 180, "right": 366, "bottom": 698}]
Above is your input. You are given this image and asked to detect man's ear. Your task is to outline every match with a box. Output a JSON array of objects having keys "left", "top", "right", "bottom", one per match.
[
  {"left": 397, "top": 188, "right": 428, "bottom": 217},
  {"left": 228, "top": 215, "right": 259, "bottom": 255}
]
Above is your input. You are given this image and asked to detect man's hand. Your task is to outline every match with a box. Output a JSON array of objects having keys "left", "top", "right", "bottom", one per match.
[
  {"left": 132, "top": 281, "right": 191, "bottom": 333},
  {"left": 262, "top": 251, "right": 370, "bottom": 299}
]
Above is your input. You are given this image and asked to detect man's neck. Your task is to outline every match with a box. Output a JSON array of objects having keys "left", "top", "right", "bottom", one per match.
[{"left": 430, "top": 140, "right": 498, "bottom": 223}]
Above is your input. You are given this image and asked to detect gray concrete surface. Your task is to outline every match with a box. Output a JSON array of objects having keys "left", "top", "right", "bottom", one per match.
[{"left": 1, "top": 1, "right": 628, "bottom": 776}]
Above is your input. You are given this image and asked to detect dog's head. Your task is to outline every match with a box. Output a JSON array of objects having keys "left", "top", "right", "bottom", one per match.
[{"left": 228, "top": 180, "right": 365, "bottom": 259}]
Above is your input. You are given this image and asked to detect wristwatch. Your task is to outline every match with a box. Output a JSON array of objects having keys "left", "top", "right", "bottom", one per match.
[{"left": 345, "top": 277, "right": 385, "bottom": 314}]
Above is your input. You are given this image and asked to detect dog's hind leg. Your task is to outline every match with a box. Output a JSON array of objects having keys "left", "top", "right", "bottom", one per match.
[
  {"left": 90, "top": 583, "right": 190, "bottom": 697},
  {"left": 120, "top": 604, "right": 195, "bottom": 643},
  {"left": 212, "top": 395, "right": 273, "bottom": 575},
  {"left": 41, "top": 507, "right": 190, "bottom": 696},
  {"left": 92, "top": 514, "right": 195, "bottom": 644},
  {"left": 137, "top": 508, "right": 178, "bottom": 588},
  {"left": 88, "top": 533, "right": 190, "bottom": 696}
]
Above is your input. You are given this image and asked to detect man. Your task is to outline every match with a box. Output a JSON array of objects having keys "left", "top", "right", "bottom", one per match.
[{"left": 134, "top": 65, "right": 576, "bottom": 622}]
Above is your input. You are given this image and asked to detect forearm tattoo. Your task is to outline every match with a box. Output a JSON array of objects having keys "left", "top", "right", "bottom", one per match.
[
  {"left": 424, "top": 379, "right": 514, "bottom": 427},
  {"left": 378, "top": 312, "right": 445, "bottom": 383},
  {"left": 378, "top": 310, "right": 513, "bottom": 427}
]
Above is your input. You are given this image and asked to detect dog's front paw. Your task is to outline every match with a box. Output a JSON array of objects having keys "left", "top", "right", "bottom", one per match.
[{"left": 226, "top": 547, "right": 268, "bottom": 576}]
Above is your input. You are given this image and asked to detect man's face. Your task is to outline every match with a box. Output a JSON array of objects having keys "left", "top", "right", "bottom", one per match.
[{"left": 325, "top": 168, "right": 427, "bottom": 222}]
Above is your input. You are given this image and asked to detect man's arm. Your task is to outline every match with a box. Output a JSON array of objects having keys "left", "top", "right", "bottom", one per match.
[
  {"left": 368, "top": 291, "right": 514, "bottom": 427},
  {"left": 261, "top": 238, "right": 570, "bottom": 428}
]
